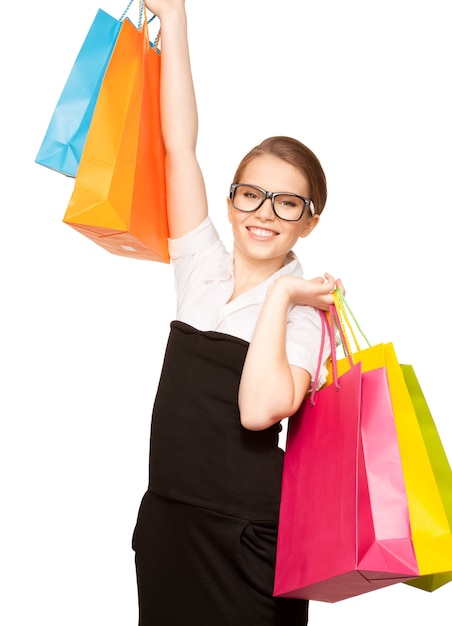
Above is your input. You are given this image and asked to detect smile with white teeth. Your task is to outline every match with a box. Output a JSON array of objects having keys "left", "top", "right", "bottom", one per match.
[{"left": 247, "top": 226, "right": 278, "bottom": 239}]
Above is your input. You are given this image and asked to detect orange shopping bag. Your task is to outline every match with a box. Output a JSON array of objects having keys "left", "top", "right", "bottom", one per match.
[{"left": 63, "top": 2, "right": 168, "bottom": 262}]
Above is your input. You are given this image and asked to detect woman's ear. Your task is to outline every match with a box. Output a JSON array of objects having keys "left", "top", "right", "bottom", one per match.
[
  {"left": 227, "top": 196, "right": 233, "bottom": 224},
  {"left": 299, "top": 213, "right": 320, "bottom": 238}
]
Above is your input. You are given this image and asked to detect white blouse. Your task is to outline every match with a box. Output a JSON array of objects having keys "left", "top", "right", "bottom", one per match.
[{"left": 168, "top": 216, "right": 331, "bottom": 385}]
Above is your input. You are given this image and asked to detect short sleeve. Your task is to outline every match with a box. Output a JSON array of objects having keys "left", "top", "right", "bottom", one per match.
[
  {"left": 168, "top": 217, "right": 232, "bottom": 324},
  {"left": 286, "top": 305, "right": 332, "bottom": 387},
  {"left": 168, "top": 216, "right": 220, "bottom": 260}
]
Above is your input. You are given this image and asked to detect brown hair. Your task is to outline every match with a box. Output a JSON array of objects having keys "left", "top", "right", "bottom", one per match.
[{"left": 232, "top": 136, "right": 327, "bottom": 215}]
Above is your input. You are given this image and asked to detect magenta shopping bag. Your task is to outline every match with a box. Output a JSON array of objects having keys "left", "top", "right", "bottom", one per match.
[{"left": 274, "top": 309, "right": 419, "bottom": 602}]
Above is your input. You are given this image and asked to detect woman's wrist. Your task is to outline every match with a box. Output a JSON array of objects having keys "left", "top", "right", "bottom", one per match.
[
  {"left": 265, "top": 277, "right": 293, "bottom": 308},
  {"left": 152, "top": 3, "right": 186, "bottom": 24}
]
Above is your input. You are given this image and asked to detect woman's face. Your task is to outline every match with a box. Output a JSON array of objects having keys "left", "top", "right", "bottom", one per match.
[{"left": 227, "top": 154, "right": 318, "bottom": 266}]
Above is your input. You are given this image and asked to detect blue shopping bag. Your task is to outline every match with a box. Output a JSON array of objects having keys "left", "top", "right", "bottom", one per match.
[{"left": 35, "top": 1, "right": 144, "bottom": 177}]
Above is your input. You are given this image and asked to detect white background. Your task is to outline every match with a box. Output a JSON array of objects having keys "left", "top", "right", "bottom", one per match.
[{"left": 1, "top": 0, "right": 451, "bottom": 624}]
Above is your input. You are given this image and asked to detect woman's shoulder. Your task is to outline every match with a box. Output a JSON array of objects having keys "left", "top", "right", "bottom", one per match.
[{"left": 169, "top": 216, "right": 224, "bottom": 260}]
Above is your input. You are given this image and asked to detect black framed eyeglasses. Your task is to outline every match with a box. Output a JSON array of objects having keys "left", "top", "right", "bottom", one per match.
[{"left": 229, "top": 184, "right": 314, "bottom": 222}]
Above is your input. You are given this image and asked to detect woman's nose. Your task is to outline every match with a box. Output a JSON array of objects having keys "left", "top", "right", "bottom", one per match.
[{"left": 255, "top": 197, "right": 275, "bottom": 219}]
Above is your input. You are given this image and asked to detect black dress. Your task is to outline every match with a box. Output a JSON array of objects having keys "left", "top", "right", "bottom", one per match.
[{"left": 132, "top": 321, "right": 308, "bottom": 625}]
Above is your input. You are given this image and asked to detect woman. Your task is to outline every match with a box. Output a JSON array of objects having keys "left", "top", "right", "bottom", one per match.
[{"left": 132, "top": 1, "right": 343, "bottom": 623}]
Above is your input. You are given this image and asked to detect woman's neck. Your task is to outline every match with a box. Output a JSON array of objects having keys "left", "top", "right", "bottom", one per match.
[{"left": 229, "top": 248, "right": 288, "bottom": 301}]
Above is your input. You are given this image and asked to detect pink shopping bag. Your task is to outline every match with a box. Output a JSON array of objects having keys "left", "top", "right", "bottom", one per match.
[{"left": 274, "top": 308, "right": 419, "bottom": 602}]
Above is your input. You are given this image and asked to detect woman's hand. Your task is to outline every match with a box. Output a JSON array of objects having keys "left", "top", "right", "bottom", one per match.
[{"left": 274, "top": 273, "right": 345, "bottom": 311}]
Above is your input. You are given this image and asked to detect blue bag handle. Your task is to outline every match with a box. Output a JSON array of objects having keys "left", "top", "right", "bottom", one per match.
[{"left": 120, "top": 0, "right": 159, "bottom": 45}]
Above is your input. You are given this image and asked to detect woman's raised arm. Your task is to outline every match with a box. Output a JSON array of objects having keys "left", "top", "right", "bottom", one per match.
[{"left": 145, "top": 0, "right": 208, "bottom": 238}]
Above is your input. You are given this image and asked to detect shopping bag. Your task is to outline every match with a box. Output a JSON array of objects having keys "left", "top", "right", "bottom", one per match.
[
  {"left": 274, "top": 308, "right": 419, "bottom": 603},
  {"left": 63, "top": 3, "right": 169, "bottom": 262},
  {"left": 332, "top": 291, "right": 452, "bottom": 591},
  {"left": 400, "top": 365, "right": 452, "bottom": 591},
  {"left": 35, "top": 1, "right": 138, "bottom": 177}
]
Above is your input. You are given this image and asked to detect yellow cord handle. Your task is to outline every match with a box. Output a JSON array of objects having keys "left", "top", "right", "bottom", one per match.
[{"left": 332, "top": 289, "right": 371, "bottom": 358}]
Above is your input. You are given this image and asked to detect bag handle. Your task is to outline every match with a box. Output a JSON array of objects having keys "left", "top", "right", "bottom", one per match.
[
  {"left": 310, "top": 289, "right": 364, "bottom": 406},
  {"left": 310, "top": 287, "right": 371, "bottom": 405},
  {"left": 119, "top": 0, "right": 156, "bottom": 25},
  {"left": 330, "top": 304, "right": 355, "bottom": 366},
  {"left": 120, "top": 0, "right": 136, "bottom": 20},
  {"left": 310, "top": 307, "right": 349, "bottom": 405},
  {"left": 119, "top": 0, "right": 160, "bottom": 49},
  {"left": 332, "top": 288, "right": 371, "bottom": 360},
  {"left": 309, "top": 311, "right": 328, "bottom": 405},
  {"left": 142, "top": 1, "right": 161, "bottom": 51}
]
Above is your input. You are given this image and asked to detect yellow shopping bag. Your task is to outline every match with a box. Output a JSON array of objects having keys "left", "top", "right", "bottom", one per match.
[
  {"left": 399, "top": 364, "right": 452, "bottom": 591},
  {"left": 328, "top": 291, "right": 452, "bottom": 590}
]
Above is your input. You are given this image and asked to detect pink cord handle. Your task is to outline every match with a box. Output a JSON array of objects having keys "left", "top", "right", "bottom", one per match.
[
  {"left": 309, "top": 304, "right": 356, "bottom": 406},
  {"left": 309, "top": 311, "right": 327, "bottom": 405}
]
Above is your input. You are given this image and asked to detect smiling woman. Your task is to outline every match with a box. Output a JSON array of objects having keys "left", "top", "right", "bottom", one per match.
[
  {"left": 7, "top": 0, "right": 451, "bottom": 625},
  {"left": 226, "top": 151, "right": 319, "bottom": 273},
  {"left": 129, "top": 0, "right": 344, "bottom": 623}
]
